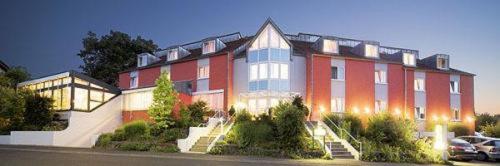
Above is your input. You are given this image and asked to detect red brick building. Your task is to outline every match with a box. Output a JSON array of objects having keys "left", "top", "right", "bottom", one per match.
[{"left": 118, "top": 19, "right": 475, "bottom": 131}]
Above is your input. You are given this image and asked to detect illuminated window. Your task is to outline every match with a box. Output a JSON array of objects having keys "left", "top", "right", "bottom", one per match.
[
  {"left": 323, "top": 39, "right": 338, "bottom": 54},
  {"left": 450, "top": 81, "right": 459, "bottom": 93},
  {"left": 257, "top": 98, "right": 267, "bottom": 111},
  {"left": 365, "top": 44, "right": 379, "bottom": 58},
  {"left": 270, "top": 98, "right": 279, "bottom": 107},
  {"left": 375, "top": 70, "right": 387, "bottom": 84},
  {"left": 203, "top": 40, "right": 216, "bottom": 54},
  {"left": 198, "top": 66, "right": 210, "bottom": 79},
  {"left": 403, "top": 53, "right": 416, "bottom": 66},
  {"left": 415, "top": 107, "right": 426, "bottom": 120},
  {"left": 259, "top": 63, "right": 268, "bottom": 79},
  {"left": 270, "top": 63, "right": 279, "bottom": 79},
  {"left": 130, "top": 71, "right": 138, "bottom": 88},
  {"left": 452, "top": 108, "right": 460, "bottom": 121},
  {"left": 250, "top": 64, "right": 258, "bottom": 81},
  {"left": 375, "top": 100, "right": 387, "bottom": 113},
  {"left": 248, "top": 99, "right": 257, "bottom": 113},
  {"left": 75, "top": 78, "right": 89, "bottom": 86},
  {"left": 74, "top": 88, "right": 89, "bottom": 111},
  {"left": 280, "top": 64, "right": 288, "bottom": 79},
  {"left": 331, "top": 98, "right": 345, "bottom": 113},
  {"left": 414, "top": 79, "right": 425, "bottom": 91},
  {"left": 437, "top": 57, "right": 448, "bottom": 69}
]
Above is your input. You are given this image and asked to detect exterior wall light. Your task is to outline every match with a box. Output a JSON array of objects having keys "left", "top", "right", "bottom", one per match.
[
  {"left": 234, "top": 101, "right": 246, "bottom": 110},
  {"left": 394, "top": 108, "right": 401, "bottom": 116},
  {"left": 319, "top": 105, "right": 325, "bottom": 113},
  {"left": 466, "top": 116, "right": 474, "bottom": 123},
  {"left": 432, "top": 115, "right": 439, "bottom": 121},
  {"left": 364, "top": 107, "right": 370, "bottom": 114},
  {"left": 441, "top": 115, "right": 449, "bottom": 122},
  {"left": 353, "top": 107, "right": 360, "bottom": 114}
]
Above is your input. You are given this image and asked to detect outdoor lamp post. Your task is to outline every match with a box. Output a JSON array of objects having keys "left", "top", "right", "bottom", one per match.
[
  {"left": 433, "top": 116, "right": 449, "bottom": 161},
  {"left": 315, "top": 126, "right": 327, "bottom": 151}
]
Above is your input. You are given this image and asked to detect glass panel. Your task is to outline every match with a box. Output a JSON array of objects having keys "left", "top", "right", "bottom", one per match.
[
  {"left": 269, "top": 80, "right": 279, "bottom": 91},
  {"left": 74, "top": 88, "right": 89, "bottom": 111},
  {"left": 89, "top": 101, "right": 101, "bottom": 110},
  {"left": 90, "top": 90, "right": 103, "bottom": 102},
  {"left": 259, "top": 27, "right": 269, "bottom": 48},
  {"left": 280, "top": 64, "right": 288, "bottom": 79},
  {"left": 279, "top": 80, "right": 289, "bottom": 91},
  {"left": 258, "top": 49, "right": 268, "bottom": 61},
  {"left": 280, "top": 49, "right": 290, "bottom": 61},
  {"left": 53, "top": 89, "right": 62, "bottom": 110},
  {"left": 257, "top": 98, "right": 267, "bottom": 112},
  {"left": 269, "top": 26, "right": 280, "bottom": 48},
  {"left": 259, "top": 63, "right": 268, "bottom": 79},
  {"left": 258, "top": 80, "right": 268, "bottom": 90},
  {"left": 250, "top": 64, "right": 258, "bottom": 81},
  {"left": 249, "top": 81, "right": 258, "bottom": 91},
  {"left": 248, "top": 50, "right": 258, "bottom": 63},
  {"left": 43, "top": 90, "right": 52, "bottom": 98},
  {"left": 36, "top": 83, "right": 43, "bottom": 89},
  {"left": 53, "top": 79, "right": 62, "bottom": 86},
  {"left": 62, "top": 77, "right": 71, "bottom": 85},
  {"left": 44, "top": 81, "right": 52, "bottom": 88},
  {"left": 104, "top": 93, "right": 114, "bottom": 101},
  {"left": 270, "top": 63, "right": 279, "bottom": 79},
  {"left": 90, "top": 84, "right": 102, "bottom": 89},
  {"left": 270, "top": 48, "right": 280, "bottom": 61},
  {"left": 61, "top": 87, "right": 70, "bottom": 110},
  {"left": 75, "top": 78, "right": 89, "bottom": 86}
]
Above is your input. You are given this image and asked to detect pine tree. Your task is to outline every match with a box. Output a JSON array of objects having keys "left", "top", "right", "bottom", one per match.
[{"left": 148, "top": 72, "right": 178, "bottom": 129}]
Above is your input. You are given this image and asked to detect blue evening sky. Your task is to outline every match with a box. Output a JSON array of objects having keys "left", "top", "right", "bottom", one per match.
[{"left": 0, "top": 0, "right": 499, "bottom": 114}]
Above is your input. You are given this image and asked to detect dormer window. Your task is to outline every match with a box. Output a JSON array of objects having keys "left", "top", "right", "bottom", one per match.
[
  {"left": 437, "top": 57, "right": 448, "bottom": 70},
  {"left": 365, "top": 44, "right": 379, "bottom": 58},
  {"left": 403, "top": 53, "right": 416, "bottom": 66},
  {"left": 323, "top": 39, "right": 339, "bottom": 54},
  {"left": 137, "top": 55, "right": 148, "bottom": 67},
  {"left": 167, "top": 49, "right": 178, "bottom": 61},
  {"left": 202, "top": 40, "right": 216, "bottom": 54}
]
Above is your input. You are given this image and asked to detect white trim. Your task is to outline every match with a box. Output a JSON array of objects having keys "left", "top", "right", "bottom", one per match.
[
  {"left": 122, "top": 87, "right": 155, "bottom": 94},
  {"left": 18, "top": 72, "right": 70, "bottom": 87},
  {"left": 192, "top": 89, "right": 224, "bottom": 95}
]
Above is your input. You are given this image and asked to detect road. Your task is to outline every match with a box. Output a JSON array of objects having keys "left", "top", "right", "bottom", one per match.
[{"left": 0, "top": 145, "right": 497, "bottom": 166}]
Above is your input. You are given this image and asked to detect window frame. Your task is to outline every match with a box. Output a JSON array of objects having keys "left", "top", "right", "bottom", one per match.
[
  {"left": 450, "top": 81, "right": 460, "bottom": 94},
  {"left": 375, "top": 70, "right": 387, "bottom": 84},
  {"left": 403, "top": 53, "right": 416, "bottom": 66},
  {"left": 365, "top": 44, "right": 379, "bottom": 58},
  {"left": 323, "top": 39, "right": 339, "bottom": 54},
  {"left": 197, "top": 65, "right": 210, "bottom": 79},
  {"left": 414, "top": 78, "right": 425, "bottom": 92},
  {"left": 130, "top": 71, "right": 138, "bottom": 88},
  {"left": 202, "top": 40, "right": 216, "bottom": 54},
  {"left": 415, "top": 107, "right": 426, "bottom": 120},
  {"left": 452, "top": 108, "right": 460, "bottom": 121},
  {"left": 331, "top": 97, "right": 345, "bottom": 113}
]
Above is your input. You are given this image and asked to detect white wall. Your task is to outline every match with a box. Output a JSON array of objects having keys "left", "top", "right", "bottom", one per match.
[
  {"left": 0, "top": 135, "right": 11, "bottom": 144},
  {"left": 291, "top": 56, "right": 306, "bottom": 97}
]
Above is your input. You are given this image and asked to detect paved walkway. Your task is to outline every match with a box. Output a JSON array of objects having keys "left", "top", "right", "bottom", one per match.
[{"left": 0, "top": 145, "right": 495, "bottom": 166}]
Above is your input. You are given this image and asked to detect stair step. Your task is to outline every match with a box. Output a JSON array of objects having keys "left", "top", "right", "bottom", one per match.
[
  {"left": 332, "top": 155, "right": 355, "bottom": 159},
  {"left": 329, "top": 148, "right": 348, "bottom": 151},
  {"left": 331, "top": 151, "right": 351, "bottom": 154}
]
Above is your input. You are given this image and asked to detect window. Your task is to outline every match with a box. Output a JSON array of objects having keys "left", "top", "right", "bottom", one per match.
[
  {"left": 248, "top": 99, "right": 257, "bottom": 113},
  {"left": 168, "top": 49, "right": 178, "bottom": 61},
  {"left": 331, "top": 66, "right": 344, "bottom": 80},
  {"left": 259, "top": 63, "right": 268, "bottom": 79},
  {"left": 403, "top": 53, "right": 416, "bottom": 66},
  {"left": 138, "top": 55, "right": 148, "bottom": 67},
  {"left": 415, "top": 107, "right": 426, "bottom": 120},
  {"left": 74, "top": 88, "right": 89, "bottom": 111},
  {"left": 323, "top": 39, "right": 338, "bottom": 54},
  {"left": 452, "top": 108, "right": 460, "bottom": 121},
  {"left": 202, "top": 40, "right": 215, "bottom": 54},
  {"left": 130, "top": 71, "right": 138, "bottom": 88},
  {"left": 250, "top": 64, "right": 258, "bottom": 80},
  {"left": 331, "top": 98, "right": 345, "bottom": 113},
  {"left": 375, "top": 100, "right": 387, "bottom": 113},
  {"left": 365, "top": 44, "right": 379, "bottom": 58},
  {"left": 270, "top": 98, "right": 279, "bottom": 107},
  {"left": 437, "top": 57, "right": 447, "bottom": 69},
  {"left": 414, "top": 79, "right": 425, "bottom": 91},
  {"left": 280, "top": 64, "right": 288, "bottom": 79},
  {"left": 375, "top": 70, "right": 387, "bottom": 84},
  {"left": 450, "top": 81, "right": 459, "bottom": 93},
  {"left": 270, "top": 63, "right": 279, "bottom": 79},
  {"left": 257, "top": 98, "right": 267, "bottom": 111},
  {"left": 198, "top": 66, "right": 209, "bottom": 79}
]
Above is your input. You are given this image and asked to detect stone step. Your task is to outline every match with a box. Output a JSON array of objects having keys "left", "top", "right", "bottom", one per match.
[
  {"left": 331, "top": 151, "right": 352, "bottom": 155},
  {"left": 332, "top": 154, "right": 355, "bottom": 159},
  {"left": 329, "top": 148, "right": 348, "bottom": 151}
]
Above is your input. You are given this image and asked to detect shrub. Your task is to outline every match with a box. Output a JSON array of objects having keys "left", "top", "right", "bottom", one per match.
[
  {"left": 481, "top": 122, "right": 500, "bottom": 138},
  {"left": 95, "top": 133, "right": 113, "bottom": 147},
  {"left": 234, "top": 109, "right": 252, "bottom": 124},
  {"left": 273, "top": 102, "right": 306, "bottom": 151},
  {"left": 160, "top": 128, "right": 187, "bottom": 143},
  {"left": 118, "top": 141, "right": 152, "bottom": 151},
  {"left": 232, "top": 121, "right": 273, "bottom": 148},
  {"left": 291, "top": 95, "right": 309, "bottom": 116},
  {"left": 448, "top": 122, "right": 470, "bottom": 137},
  {"left": 112, "top": 128, "right": 126, "bottom": 141},
  {"left": 476, "top": 113, "right": 498, "bottom": 132},
  {"left": 364, "top": 113, "right": 414, "bottom": 146},
  {"left": 343, "top": 113, "right": 364, "bottom": 138},
  {"left": 121, "top": 120, "right": 150, "bottom": 140},
  {"left": 21, "top": 90, "right": 54, "bottom": 130},
  {"left": 151, "top": 144, "right": 179, "bottom": 153},
  {"left": 41, "top": 121, "right": 68, "bottom": 131},
  {"left": 188, "top": 101, "right": 210, "bottom": 125},
  {"left": 174, "top": 105, "right": 192, "bottom": 128},
  {"left": 0, "top": 87, "right": 25, "bottom": 132}
]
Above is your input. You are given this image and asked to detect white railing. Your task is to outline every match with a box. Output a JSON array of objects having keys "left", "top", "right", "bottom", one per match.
[
  {"left": 177, "top": 117, "right": 219, "bottom": 152},
  {"left": 206, "top": 113, "right": 233, "bottom": 153},
  {"left": 304, "top": 122, "right": 332, "bottom": 157},
  {"left": 320, "top": 112, "right": 362, "bottom": 160}
]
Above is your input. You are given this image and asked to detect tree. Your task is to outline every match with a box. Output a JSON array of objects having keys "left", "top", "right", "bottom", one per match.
[
  {"left": 291, "top": 95, "right": 309, "bottom": 117},
  {"left": 148, "top": 72, "right": 178, "bottom": 129},
  {"left": 0, "top": 66, "right": 30, "bottom": 88},
  {"left": 476, "top": 113, "right": 499, "bottom": 132},
  {"left": 19, "top": 90, "right": 54, "bottom": 130},
  {"left": 0, "top": 87, "right": 25, "bottom": 133},
  {"left": 77, "top": 31, "right": 159, "bottom": 85}
]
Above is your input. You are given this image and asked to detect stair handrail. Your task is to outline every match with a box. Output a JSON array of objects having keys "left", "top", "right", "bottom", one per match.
[
  {"left": 320, "top": 111, "right": 362, "bottom": 160},
  {"left": 206, "top": 112, "right": 233, "bottom": 153},
  {"left": 205, "top": 110, "right": 225, "bottom": 147}
]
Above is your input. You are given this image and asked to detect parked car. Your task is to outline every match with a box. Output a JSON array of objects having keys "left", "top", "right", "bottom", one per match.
[
  {"left": 447, "top": 138, "right": 477, "bottom": 161},
  {"left": 456, "top": 136, "right": 500, "bottom": 161}
]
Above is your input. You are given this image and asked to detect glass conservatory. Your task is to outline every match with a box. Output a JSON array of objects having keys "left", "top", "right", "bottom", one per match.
[{"left": 18, "top": 71, "right": 121, "bottom": 112}]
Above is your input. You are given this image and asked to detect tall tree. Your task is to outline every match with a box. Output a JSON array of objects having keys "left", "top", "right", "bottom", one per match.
[
  {"left": 0, "top": 66, "right": 30, "bottom": 88},
  {"left": 77, "top": 31, "right": 158, "bottom": 85},
  {"left": 148, "top": 72, "right": 178, "bottom": 129}
]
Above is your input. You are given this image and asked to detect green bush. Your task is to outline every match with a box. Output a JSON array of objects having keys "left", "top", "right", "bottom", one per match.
[
  {"left": 481, "top": 122, "right": 500, "bottom": 138},
  {"left": 291, "top": 95, "right": 309, "bottom": 116},
  {"left": 0, "top": 87, "right": 25, "bottom": 132},
  {"left": 175, "top": 105, "right": 192, "bottom": 128},
  {"left": 121, "top": 120, "right": 150, "bottom": 140},
  {"left": 476, "top": 113, "right": 499, "bottom": 132},
  {"left": 234, "top": 109, "right": 252, "bottom": 124},
  {"left": 21, "top": 91, "right": 55, "bottom": 131},
  {"left": 448, "top": 122, "right": 470, "bottom": 137},
  {"left": 160, "top": 128, "right": 187, "bottom": 143},
  {"left": 364, "top": 113, "right": 414, "bottom": 146},
  {"left": 273, "top": 102, "right": 306, "bottom": 151},
  {"left": 232, "top": 121, "right": 273, "bottom": 148},
  {"left": 41, "top": 121, "right": 68, "bottom": 131},
  {"left": 112, "top": 128, "right": 126, "bottom": 141},
  {"left": 188, "top": 101, "right": 210, "bottom": 125},
  {"left": 118, "top": 141, "right": 152, "bottom": 151},
  {"left": 95, "top": 133, "right": 113, "bottom": 147},
  {"left": 228, "top": 106, "right": 236, "bottom": 117}
]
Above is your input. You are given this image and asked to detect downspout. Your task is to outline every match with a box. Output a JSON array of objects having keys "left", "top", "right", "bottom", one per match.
[{"left": 404, "top": 67, "right": 407, "bottom": 119}]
